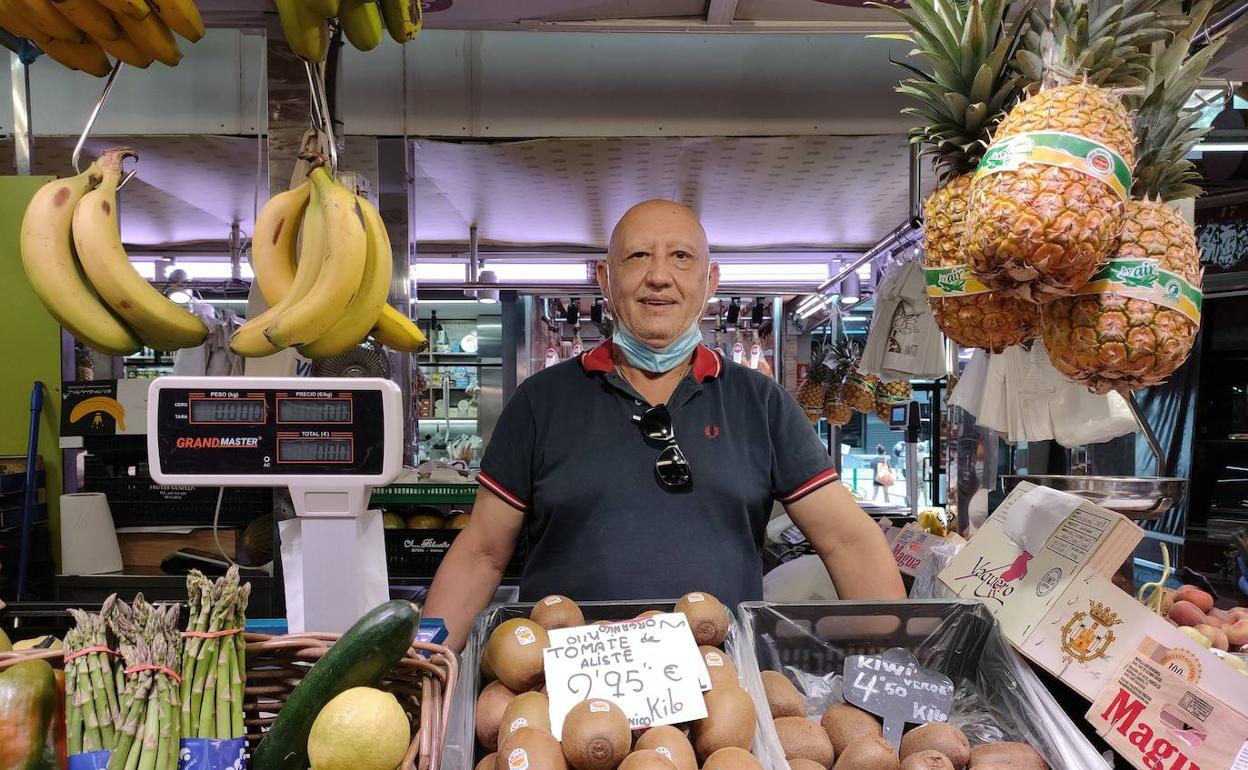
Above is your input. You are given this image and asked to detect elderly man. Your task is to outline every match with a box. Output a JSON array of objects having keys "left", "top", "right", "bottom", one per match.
[{"left": 425, "top": 200, "right": 904, "bottom": 647}]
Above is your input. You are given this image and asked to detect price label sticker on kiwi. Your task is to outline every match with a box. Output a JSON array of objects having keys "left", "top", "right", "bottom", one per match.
[{"left": 843, "top": 647, "right": 956, "bottom": 750}]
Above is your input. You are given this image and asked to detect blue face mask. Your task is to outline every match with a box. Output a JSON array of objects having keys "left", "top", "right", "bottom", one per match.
[{"left": 613, "top": 322, "right": 703, "bottom": 373}]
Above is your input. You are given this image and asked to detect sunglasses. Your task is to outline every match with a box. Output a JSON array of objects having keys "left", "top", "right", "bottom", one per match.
[{"left": 633, "top": 404, "right": 693, "bottom": 490}]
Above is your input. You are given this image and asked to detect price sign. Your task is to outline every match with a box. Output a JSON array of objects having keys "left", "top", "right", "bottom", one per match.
[
  {"left": 543, "top": 614, "right": 711, "bottom": 739},
  {"left": 843, "top": 647, "right": 955, "bottom": 750}
]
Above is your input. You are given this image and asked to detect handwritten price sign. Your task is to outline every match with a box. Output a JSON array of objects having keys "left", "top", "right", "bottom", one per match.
[
  {"left": 543, "top": 613, "right": 710, "bottom": 739},
  {"left": 844, "top": 647, "right": 955, "bottom": 750}
]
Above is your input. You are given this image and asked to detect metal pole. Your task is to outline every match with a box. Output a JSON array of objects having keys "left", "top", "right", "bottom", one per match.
[
  {"left": 10, "top": 52, "right": 31, "bottom": 175},
  {"left": 909, "top": 142, "right": 924, "bottom": 222},
  {"left": 772, "top": 296, "right": 784, "bottom": 387},
  {"left": 1127, "top": 392, "right": 1167, "bottom": 473},
  {"left": 907, "top": 441, "right": 919, "bottom": 517}
]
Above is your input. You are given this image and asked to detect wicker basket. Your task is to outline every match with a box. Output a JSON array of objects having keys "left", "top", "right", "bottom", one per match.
[{"left": 0, "top": 633, "right": 458, "bottom": 770}]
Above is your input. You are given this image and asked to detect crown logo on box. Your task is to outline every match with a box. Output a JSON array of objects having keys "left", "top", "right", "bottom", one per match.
[{"left": 1089, "top": 601, "right": 1122, "bottom": 627}]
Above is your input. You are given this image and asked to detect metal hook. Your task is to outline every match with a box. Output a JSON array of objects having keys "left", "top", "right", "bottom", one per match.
[
  {"left": 303, "top": 59, "right": 338, "bottom": 175},
  {"left": 72, "top": 61, "right": 138, "bottom": 189}
]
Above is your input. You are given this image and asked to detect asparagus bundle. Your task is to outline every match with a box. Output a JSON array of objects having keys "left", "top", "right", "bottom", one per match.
[
  {"left": 106, "top": 595, "right": 183, "bottom": 770},
  {"left": 180, "top": 566, "right": 250, "bottom": 741},
  {"left": 65, "top": 598, "right": 123, "bottom": 755}
]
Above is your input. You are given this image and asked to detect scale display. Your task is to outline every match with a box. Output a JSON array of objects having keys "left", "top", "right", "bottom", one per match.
[{"left": 189, "top": 398, "right": 266, "bottom": 424}]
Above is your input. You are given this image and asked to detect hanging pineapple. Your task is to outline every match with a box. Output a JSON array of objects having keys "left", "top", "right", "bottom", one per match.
[
  {"left": 875, "top": 379, "right": 914, "bottom": 422},
  {"left": 841, "top": 370, "right": 879, "bottom": 414},
  {"left": 822, "top": 338, "right": 859, "bottom": 426},
  {"left": 1042, "top": 5, "right": 1222, "bottom": 393},
  {"left": 796, "top": 335, "right": 831, "bottom": 423},
  {"left": 878, "top": 0, "right": 1039, "bottom": 351},
  {"left": 963, "top": 0, "right": 1186, "bottom": 303}
]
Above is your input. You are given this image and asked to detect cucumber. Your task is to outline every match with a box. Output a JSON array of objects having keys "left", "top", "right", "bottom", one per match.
[{"left": 251, "top": 600, "right": 421, "bottom": 770}]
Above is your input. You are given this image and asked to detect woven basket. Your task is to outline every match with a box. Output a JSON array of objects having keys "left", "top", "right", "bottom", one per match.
[{"left": 0, "top": 633, "right": 458, "bottom": 770}]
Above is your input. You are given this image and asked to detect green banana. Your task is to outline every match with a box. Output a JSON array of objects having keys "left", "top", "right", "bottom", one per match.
[{"left": 339, "top": 0, "right": 382, "bottom": 51}]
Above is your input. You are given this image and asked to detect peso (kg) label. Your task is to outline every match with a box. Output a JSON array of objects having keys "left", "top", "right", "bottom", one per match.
[
  {"left": 974, "top": 131, "right": 1131, "bottom": 201},
  {"left": 1076, "top": 258, "right": 1202, "bottom": 325},
  {"left": 924, "top": 265, "right": 990, "bottom": 297}
]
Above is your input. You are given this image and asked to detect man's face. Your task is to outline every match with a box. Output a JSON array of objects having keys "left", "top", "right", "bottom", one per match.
[{"left": 596, "top": 201, "right": 720, "bottom": 348}]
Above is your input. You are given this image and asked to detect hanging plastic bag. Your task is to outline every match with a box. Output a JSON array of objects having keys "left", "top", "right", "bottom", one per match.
[
  {"left": 948, "top": 349, "right": 989, "bottom": 416},
  {"left": 1053, "top": 388, "right": 1139, "bottom": 448}
]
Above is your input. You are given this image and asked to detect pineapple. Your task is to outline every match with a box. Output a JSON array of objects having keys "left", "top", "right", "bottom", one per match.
[
  {"left": 1042, "top": 6, "right": 1221, "bottom": 393},
  {"left": 875, "top": 379, "right": 914, "bottom": 422},
  {"left": 964, "top": 0, "right": 1185, "bottom": 303},
  {"left": 841, "top": 371, "right": 879, "bottom": 414},
  {"left": 796, "top": 336, "right": 830, "bottom": 422},
  {"left": 822, "top": 338, "right": 860, "bottom": 426},
  {"left": 880, "top": 0, "right": 1039, "bottom": 351},
  {"left": 823, "top": 390, "right": 854, "bottom": 427}
]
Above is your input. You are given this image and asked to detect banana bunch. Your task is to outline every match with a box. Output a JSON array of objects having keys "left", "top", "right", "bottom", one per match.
[
  {"left": 0, "top": 0, "right": 202, "bottom": 75},
  {"left": 232, "top": 155, "right": 427, "bottom": 359},
  {"left": 274, "top": 0, "right": 419, "bottom": 60},
  {"left": 20, "top": 147, "right": 209, "bottom": 355}
]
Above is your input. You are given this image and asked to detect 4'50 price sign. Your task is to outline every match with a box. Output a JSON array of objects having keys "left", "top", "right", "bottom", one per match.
[{"left": 843, "top": 647, "right": 955, "bottom": 750}]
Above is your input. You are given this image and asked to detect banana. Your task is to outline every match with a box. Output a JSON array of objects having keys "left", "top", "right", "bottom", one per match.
[
  {"left": 20, "top": 164, "right": 142, "bottom": 356},
  {"left": 14, "top": 0, "right": 85, "bottom": 41},
  {"left": 72, "top": 148, "right": 208, "bottom": 350},
  {"left": 249, "top": 182, "right": 310, "bottom": 305},
  {"left": 263, "top": 166, "right": 367, "bottom": 348},
  {"left": 299, "top": 0, "right": 337, "bottom": 19},
  {"left": 92, "top": 30, "right": 152, "bottom": 66},
  {"left": 299, "top": 194, "right": 392, "bottom": 358},
  {"left": 48, "top": 0, "right": 119, "bottom": 40},
  {"left": 378, "top": 0, "right": 418, "bottom": 43},
  {"left": 68, "top": 396, "right": 127, "bottom": 429},
  {"left": 274, "top": 0, "right": 326, "bottom": 61},
  {"left": 41, "top": 36, "right": 111, "bottom": 74},
  {"left": 112, "top": 8, "right": 179, "bottom": 65},
  {"left": 146, "top": 0, "right": 199, "bottom": 42},
  {"left": 94, "top": 0, "right": 147, "bottom": 19},
  {"left": 339, "top": 0, "right": 381, "bottom": 51},
  {"left": 370, "top": 305, "right": 427, "bottom": 352},
  {"left": 0, "top": 0, "right": 54, "bottom": 41}
]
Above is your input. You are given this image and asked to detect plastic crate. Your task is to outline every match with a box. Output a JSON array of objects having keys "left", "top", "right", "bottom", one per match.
[{"left": 734, "top": 600, "right": 1108, "bottom": 770}]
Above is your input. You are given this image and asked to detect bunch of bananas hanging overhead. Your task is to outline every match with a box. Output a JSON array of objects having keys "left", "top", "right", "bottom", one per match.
[
  {"left": 275, "top": 0, "right": 420, "bottom": 60},
  {"left": 0, "top": 0, "right": 202, "bottom": 74},
  {"left": 232, "top": 152, "right": 427, "bottom": 359},
  {"left": 21, "top": 148, "right": 209, "bottom": 355}
]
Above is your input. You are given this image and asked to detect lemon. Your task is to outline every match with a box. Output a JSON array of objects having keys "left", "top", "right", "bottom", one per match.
[{"left": 308, "top": 687, "right": 410, "bottom": 770}]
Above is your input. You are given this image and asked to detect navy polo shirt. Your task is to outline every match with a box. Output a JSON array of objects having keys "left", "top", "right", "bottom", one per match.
[{"left": 477, "top": 341, "right": 839, "bottom": 609}]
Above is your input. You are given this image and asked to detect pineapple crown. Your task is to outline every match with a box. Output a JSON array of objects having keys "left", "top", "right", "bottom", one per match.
[{"left": 823, "top": 338, "right": 863, "bottom": 386}]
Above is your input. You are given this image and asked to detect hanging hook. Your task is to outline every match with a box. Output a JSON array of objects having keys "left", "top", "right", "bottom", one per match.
[
  {"left": 303, "top": 59, "right": 338, "bottom": 175},
  {"left": 73, "top": 61, "right": 137, "bottom": 189}
]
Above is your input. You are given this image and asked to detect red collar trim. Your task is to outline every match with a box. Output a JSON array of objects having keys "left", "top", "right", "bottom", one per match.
[{"left": 581, "top": 340, "right": 722, "bottom": 383}]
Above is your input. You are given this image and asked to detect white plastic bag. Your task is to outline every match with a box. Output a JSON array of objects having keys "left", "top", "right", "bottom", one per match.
[
  {"left": 1053, "top": 388, "right": 1139, "bottom": 447},
  {"left": 949, "top": 349, "right": 989, "bottom": 416}
]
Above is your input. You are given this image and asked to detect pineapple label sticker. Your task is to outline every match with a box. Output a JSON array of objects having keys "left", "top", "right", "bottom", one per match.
[
  {"left": 1075, "top": 258, "right": 1203, "bottom": 325},
  {"left": 975, "top": 131, "right": 1132, "bottom": 201},
  {"left": 844, "top": 648, "right": 956, "bottom": 751},
  {"left": 924, "top": 266, "right": 991, "bottom": 298},
  {"left": 543, "top": 614, "right": 711, "bottom": 739}
]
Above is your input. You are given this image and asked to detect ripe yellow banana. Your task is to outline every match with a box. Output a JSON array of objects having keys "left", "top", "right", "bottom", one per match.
[
  {"left": 94, "top": 0, "right": 146, "bottom": 19},
  {"left": 274, "top": 0, "right": 326, "bottom": 61},
  {"left": 371, "top": 305, "right": 427, "bottom": 352},
  {"left": 41, "top": 36, "right": 111, "bottom": 75},
  {"left": 339, "top": 0, "right": 382, "bottom": 51},
  {"left": 20, "top": 164, "right": 141, "bottom": 356},
  {"left": 299, "top": 194, "right": 392, "bottom": 358},
  {"left": 378, "top": 0, "right": 418, "bottom": 43},
  {"left": 0, "top": 0, "right": 54, "bottom": 41},
  {"left": 14, "top": 0, "right": 85, "bottom": 41},
  {"left": 264, "top": 166, "right": 367, "bottom": 348},
  {"left": 112, "top": 8, "right": 179, "bottom": 65},
  {"left": 68, "top": 396, "right": 127, "bottom": 429},
  {"left": 48, "top": 0, "right": 119, "bottom": 40},
  {"left": 73, "top": 148, "right": 208, "bottom": 350},
  {"left": 299, "top": 0, "right": 336, "bottom": 19},
  {"left": 146, "top": 0, "right": 199, "bottom": 42},
  {"left": 92, "top": 29, "right": 152, "bottom": 66},
  {"left": 249, "top": 182, "right": 309, "bottom": 305}
]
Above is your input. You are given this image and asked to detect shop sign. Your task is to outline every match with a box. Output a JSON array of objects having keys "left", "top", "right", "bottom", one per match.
[
  {"left": 843, "top": 647, "right": 956, "bottom": 750},
  {"left": 61, "top": 380, "right": 150, "bottom": 437}
]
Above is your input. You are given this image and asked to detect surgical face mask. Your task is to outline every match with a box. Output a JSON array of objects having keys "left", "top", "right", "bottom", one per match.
[{"left": 613, "top": 323, "right": 703, "bottom": 373}]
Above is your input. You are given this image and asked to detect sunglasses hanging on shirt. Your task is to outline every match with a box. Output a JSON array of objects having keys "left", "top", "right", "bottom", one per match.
[{"left": 633, "top": 404, "right": 692, "bottom": 490}]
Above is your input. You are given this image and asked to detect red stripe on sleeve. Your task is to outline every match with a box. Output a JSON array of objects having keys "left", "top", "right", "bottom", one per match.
[
  {"left": 778, "top": 467, "right": 841, "bottom": 504},
  {"left": 477, "top": 472, "right": 529, "bottom": 511}
]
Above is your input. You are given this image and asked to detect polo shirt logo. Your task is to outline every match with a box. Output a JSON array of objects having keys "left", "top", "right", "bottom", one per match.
[{"left": 704, "top": 424, "right": 720, "bottom": 439}]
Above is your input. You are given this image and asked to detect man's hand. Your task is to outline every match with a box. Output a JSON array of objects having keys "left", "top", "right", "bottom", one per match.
[
  {"left": 785, "top": 481, "right": 905, "bottom": 599},
  {"left": 424, "top": 486, "right": 524, "bottom": 649}
]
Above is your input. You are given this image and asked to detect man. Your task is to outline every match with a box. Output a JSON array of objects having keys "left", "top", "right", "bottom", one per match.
[{"left": 425, "top": 200, "right": 904, "bottom": 647}]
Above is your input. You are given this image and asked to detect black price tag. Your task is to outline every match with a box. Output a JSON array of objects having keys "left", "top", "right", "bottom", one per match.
[{"left": 843, "top": 647, "right": 955, "bottom": 750}]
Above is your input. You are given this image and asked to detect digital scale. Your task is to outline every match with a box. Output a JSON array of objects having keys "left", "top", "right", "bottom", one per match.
[
  {"left": 889, "top": 400, "right": 923, "bottom": 518},
  {"left": 147, "top": 376, "right": 402, "bottom": 633}
]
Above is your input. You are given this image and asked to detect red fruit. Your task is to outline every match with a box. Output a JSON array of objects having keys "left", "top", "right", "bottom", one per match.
[
  {"left": 1168, "top": 601, "right": 1207, "bottom": 628},
  {"left": 1175, "top": 586, "right": 1215, "bottom": 613}
]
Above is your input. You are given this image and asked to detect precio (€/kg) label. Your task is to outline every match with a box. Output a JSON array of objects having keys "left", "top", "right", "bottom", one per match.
[
  {"left": 974, "top": 131, "right": 1131, "bottom": 201},
  {"left": 924, "top": 265, "right": 991, "bottom": 297},
  {"left": 1075, "top": 258, "right": 1202, "bottom": 324}
]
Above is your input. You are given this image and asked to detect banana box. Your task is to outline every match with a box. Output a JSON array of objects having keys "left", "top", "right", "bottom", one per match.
[{"left": 61, "top": 379, "right": 150, "bottom": 441}]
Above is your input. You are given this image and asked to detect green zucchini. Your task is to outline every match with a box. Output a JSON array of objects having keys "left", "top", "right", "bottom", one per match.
[{"left": 251, "top": 600, "right": 421, "bottom": 770}]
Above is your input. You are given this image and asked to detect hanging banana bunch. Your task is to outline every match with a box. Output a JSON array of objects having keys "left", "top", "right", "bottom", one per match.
[{"left": 273, "top": 0, "right": 420, "bottom": 61}]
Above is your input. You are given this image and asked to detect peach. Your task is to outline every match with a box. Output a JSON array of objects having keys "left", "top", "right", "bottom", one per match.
[
  {"left": 1203, "top": 614, "right": 1224, "bottom": 629},
  {"left": 1196, "top": 624, "right": 1230, "bottom": 651},
  {"left": 1175, "top": 586, "right": 1215, "bottom": 613},
  {"left": 1225, "top": 618, "right": 1248, "bottom": 648},
  {"left": 1208, "top": 607, "right": 1231, "bottom": 623},
  {"left": 1168, "top": 600, "right": 1207, "bottom": 629}
]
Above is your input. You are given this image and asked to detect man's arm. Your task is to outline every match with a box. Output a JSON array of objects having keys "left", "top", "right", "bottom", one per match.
[
  {"left": 785, "top": 482, "right": 905, "bottom": 599},
  {"left": 424, "top": 487, "right": 524, "bottom": 649}
]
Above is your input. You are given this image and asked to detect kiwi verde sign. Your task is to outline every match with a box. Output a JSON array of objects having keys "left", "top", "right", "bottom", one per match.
[{"left": 844, "top": 647, "right": 956, "bottom": 750}]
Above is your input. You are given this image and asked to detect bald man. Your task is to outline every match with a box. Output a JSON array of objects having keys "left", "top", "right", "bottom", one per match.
[{"left": 424, "top": 201, "right": 903, "bottom": 647}]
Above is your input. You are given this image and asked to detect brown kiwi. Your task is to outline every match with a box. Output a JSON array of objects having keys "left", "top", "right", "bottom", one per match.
[
  {"left": 900, "top": 724, "right": 969, "bottom": 769},
  {"left": 531, "top": 594, "right": 586, "bottom": 630},
  {"left": 674, "top": 592, "right": 730, "bottom": 646},
  {"left": 790, "top": 760, "right": 830, "bottom": 770},
  {"left": 637, "top": 610, "right": 664, "bottom": 619},
  {"left": 774, "top": 716, "right": 834, "bottom": 767},
  {"left": 498, "top": 691, "right": 551, "bottom": 744},
  {"left": 496, "top": 726, "right": 568, "bottom": 770},
  {"left": 617, "top": 749, "right": 677, "bottom": 770},
  {"left": 834, "top": 736, "right": 899, "bottom": 770},
  {"left": 691, "top": 685, "right": 757, "bottom": 761},
  {"left": 633, "top": 725, "right": 698, "bottom": 770},
  {"left": 967, "top": 742, "right": 1048, "bottom": 770},
  {"left": 475, "top": 680, "right": 519, "bottom": 752},
  {"left": 701, "top": 747, "right": 765, "bottom": 770},
  {"left": 561, "top": 698, "right": 631, "bottom": 770},
  {"left": 901, "top": 750, "right": 955, "bottom": 770},
  {"left": 760, "top": 670, "right": 806, "bottom": 718},
  {"left": 821, "top": 703, "right": 883, "bottom": 756},
  {"left": 483, "top": 618, "right": 550, "bottom": 692},
  {"left": 475, "top": 753, "right": 496, "bottom": 770},
  {"left": 700, "top": 645, "right": 739, "bottom": 689}
]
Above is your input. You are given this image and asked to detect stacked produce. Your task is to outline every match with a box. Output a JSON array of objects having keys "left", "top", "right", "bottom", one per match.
[
  {"left": 275, "top": 0, "right": 421, "bottom": 61},
  {"left": 0, "top": 0, "right": 203, "bottom": 74},
  {"left": 821, "top": 340, "right": 859, "bottom": 427},
  {"left": 180, "top": 568, "right": 249, "bottom": 741},
  {"left": 840, "top": 369, "right": 878, "bottom": 415},
  {"left": 796, "top": 336, "right": 833, "bottom": 423},
  {"left": 233, "top": 152, "right": 427, "bottom": 358},
  {"left": 873, "top": 379, "right": 912, "bottom": 423}
]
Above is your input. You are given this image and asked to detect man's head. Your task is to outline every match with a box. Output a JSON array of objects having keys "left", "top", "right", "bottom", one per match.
[{"left": 596, "top": 200, "right": 719, "bottom": 348}]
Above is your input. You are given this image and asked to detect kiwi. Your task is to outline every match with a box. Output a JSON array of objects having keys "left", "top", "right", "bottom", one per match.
[
  {"left": 674, "top": 592, "right": 730, "bottom": 646},
  {"left": 531, "top": 594, "right": 586, "bottom": 630},
  {"left": 834, "top": 736, "right": 899, "bottom": 770},
  {"left": 637, "top": 610, "right": 664, "bottom": 619},
  {"left": 499, "top": 691, "right": 551, "bottom": 743},
  {"left": 617, "top": 749, "right": 678, "bottom": 770},
  {"left": 967, "top": 742, "right": 1047, "bottom": 770},
  {"left": 760, "top": 670, "right": 806, "bottom": 718},
  {"left": 790, "top": 760, "right": 831, "bottom": 770},
  {"left": 633, "top": 725, "right": 698, "bottom": 770},
  {"left": 901, "top": 750, "right": 955, "bottom": 770},
  {"left": 561, "top": 698, "right": 631, "bottom": 770},
  {"left": 484, "top": 618, "right": 550, "bottom": 692},
  {"left": 821, "top": 703, "right": 883, "bottom": 755},
  {"left": 475, "top": 680, "right": 519, "bottom": 752},
  {"left": 700, "top": 645, "right": 739, "bottom": 689},
  {"left": 475, "top": 753, "right": 496, "bottom": 770},
  {"left": 774, "top": 716, "right": 834, "bottom": 767},
  {"left": 900, "top": 724, "right": 969, "bottom": 769},
  {"left": 691, "top": 685, "right": 757, "bottom": 761},
  {"left": 496, "top": 726, "right": 568, "bottom": 770},
  {"left": 701, "top": 747, "right": 765, "bottom": 770}
]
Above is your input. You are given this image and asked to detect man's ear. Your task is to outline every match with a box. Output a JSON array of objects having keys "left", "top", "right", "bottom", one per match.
[
  {"left": 706, "top": 261, "right": 721, "bottom": 302},
  {"left": 595, "top": 260, "right": 611, "bottom": 301}
]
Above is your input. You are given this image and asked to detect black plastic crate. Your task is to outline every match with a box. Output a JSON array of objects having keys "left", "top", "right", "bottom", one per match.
[
  {"left": 0, "top": 504, "right": 46, "bottom": 530},
  {"left": 81, "top": 478, "right": 271, "bottom": 527},
  {"left": 0, "top": 522, "right": 54, "bottom": 600},
  {"left": 383, "top": 528, "right": 524, "bottom": 578}
]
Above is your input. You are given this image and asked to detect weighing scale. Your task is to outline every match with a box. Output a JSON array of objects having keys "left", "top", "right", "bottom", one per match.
[
  {"left": 146, "top": 376, "right": 402, "bottom": 633},
  {"left": 889, "top": 400, "right": 923, "bottom": 518}
]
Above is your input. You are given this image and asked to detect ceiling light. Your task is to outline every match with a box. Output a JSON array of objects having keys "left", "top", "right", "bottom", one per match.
[
  {"left": 717, "top": 263, "right": 829, "bottom": 282},
  {"left": 566, "top": 297, "right": 580, "bottom": 325},
  {"left": 477, "top": 269, "right": 499, "bottom": 304},
  {"left": 795, "top": 295, "right": 833, "bottom": 320},
  {"left": 726, "top": 297, "right": 741, "bottom": 326},
  {"left": 839, "top": 274, "right": 861, "bottom": 304},
  {"left": 751, "top": 298, "right": 765, "bottom": 326},
  {"left": 168, "top": 290, "right": 192, "bottom": 305},
  {"left": 590, "top": 298, "right": 604, "bottom": 324},
  {"left": 1190, "top": 143, "right": 1248, "bottom": 152}
]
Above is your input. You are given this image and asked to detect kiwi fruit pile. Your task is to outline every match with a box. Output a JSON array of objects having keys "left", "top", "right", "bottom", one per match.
[{"left": 475, "top": 592, "right": 770, "bottom": 770}]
